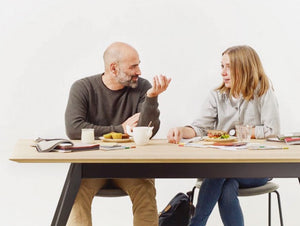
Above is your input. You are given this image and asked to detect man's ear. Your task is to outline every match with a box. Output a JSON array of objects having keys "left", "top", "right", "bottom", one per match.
[{"left": 110, "top": 62, "right": 118, "bottom": 75}]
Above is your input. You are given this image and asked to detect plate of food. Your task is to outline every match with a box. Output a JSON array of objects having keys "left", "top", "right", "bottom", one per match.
[
  {"left": 99, "top": 132, "right": 133, "bottom": 143},
  {"left": 203, "top": 129, "right": 237, "bottom": 142}
]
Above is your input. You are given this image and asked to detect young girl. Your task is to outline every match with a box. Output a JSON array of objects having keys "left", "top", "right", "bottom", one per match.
[{"left": 167, "top": 45, "right": 280, "bottom": 226}]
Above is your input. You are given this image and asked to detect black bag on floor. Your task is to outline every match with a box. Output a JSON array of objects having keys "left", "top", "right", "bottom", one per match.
[{"left": 159, "top": 186, "right": 196, "bottom": 226}]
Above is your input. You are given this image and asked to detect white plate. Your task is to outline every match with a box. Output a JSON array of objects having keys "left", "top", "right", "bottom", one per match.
[
  {"left": 203, "top": 136, "right": 237, "bottom": 142},
  {"left": 99, "top": 137, "right": 133, "bottom": 143}
]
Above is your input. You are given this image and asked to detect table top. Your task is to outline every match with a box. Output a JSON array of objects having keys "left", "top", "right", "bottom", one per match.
[{"left": 9, "top": 139, "right": 300, "bottom": 163}]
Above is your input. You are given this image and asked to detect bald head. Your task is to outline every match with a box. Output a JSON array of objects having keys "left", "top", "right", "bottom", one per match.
[
  {"left": 103, "top": 42, "right": 139, "bottom": 71},
  {"left": 102, "top": 42, "right": 141, "bottom": 89}
]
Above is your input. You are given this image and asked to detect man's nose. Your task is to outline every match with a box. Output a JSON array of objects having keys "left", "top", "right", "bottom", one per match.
[{"left": 136, "top": 66, "right": 141, "bottom": 75}]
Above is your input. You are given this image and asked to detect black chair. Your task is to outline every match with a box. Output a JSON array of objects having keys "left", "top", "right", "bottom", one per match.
[
  {"left": 196, "top": 179, "right": 284, "bottom": 226},
  {"left": 95, "top": 179, "right": 128, "bottom": 197}
]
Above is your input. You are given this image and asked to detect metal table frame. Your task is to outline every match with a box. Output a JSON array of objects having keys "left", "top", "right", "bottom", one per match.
[{"left": 51, "top": 162, "right": 300, "bottom": 226}]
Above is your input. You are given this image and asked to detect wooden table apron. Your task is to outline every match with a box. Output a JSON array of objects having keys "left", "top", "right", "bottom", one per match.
[{"left": 10, "top": 139, "right": 300, "bottom": 226}]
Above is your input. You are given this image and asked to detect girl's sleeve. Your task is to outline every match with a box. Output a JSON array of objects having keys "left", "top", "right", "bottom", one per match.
[
  {"left": 255, "top": 88, "right": 280, "bottom": 138},
  {"left": 189, "top": 90, "right": 218, "bottom": 136}
]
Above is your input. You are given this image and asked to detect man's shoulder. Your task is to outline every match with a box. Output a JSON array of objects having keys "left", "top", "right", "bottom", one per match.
[
  {"left": 69, "top": 74, "right": 102, "bottom": 95},
  {"left": 72, "top": 73, "right": 102, "bottom": 87},
  {"left": 76, "top": 73, "right": 102, "bottom": 84}
]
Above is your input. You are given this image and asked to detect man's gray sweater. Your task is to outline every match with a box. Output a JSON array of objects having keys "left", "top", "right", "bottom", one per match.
[{"left": 65, "top": 74, "right": 160, "bottom": 139}]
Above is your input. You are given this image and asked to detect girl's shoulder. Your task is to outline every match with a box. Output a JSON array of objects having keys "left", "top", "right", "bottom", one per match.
[{"left": 210, "top": 89, "right": 229, "bottom": 100}]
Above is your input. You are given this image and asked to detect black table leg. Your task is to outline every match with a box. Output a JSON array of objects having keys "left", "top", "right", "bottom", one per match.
[{"left": 51, "top": 163, "right": 82, "bottom": 226}]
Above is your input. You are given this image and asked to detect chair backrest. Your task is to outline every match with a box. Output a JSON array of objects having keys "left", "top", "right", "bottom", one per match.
[{"left": 95, "top": 179, "right": 128, "bottom": 197}]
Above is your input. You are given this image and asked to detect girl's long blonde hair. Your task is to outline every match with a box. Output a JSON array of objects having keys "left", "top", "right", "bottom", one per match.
[{"left": 217, "top": 45, "right": 270, "bottom": 100}]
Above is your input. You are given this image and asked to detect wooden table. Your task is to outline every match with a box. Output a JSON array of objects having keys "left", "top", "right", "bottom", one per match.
[{"left": 10, "top": 139, "right": 300, "bottom": 226}]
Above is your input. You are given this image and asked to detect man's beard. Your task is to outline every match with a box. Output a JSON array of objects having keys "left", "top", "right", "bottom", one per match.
[{"left": 117, "top": 71, "right": 138, "bottom": 88}]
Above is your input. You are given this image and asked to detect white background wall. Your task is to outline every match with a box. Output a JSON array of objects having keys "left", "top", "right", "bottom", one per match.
[{"left": 1, "top": 0, "right": 300, "bottom": 225}]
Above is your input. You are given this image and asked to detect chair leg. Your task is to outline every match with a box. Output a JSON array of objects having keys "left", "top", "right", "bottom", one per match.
[
  {"left": 268, "top": 191, "right": 284, "bottom": 226},
  {"left": 273, "top": 190, "right": 284, "bottom": 226},
  {"left": 268, "top": 193, "right": 271, "bottom": 226}
]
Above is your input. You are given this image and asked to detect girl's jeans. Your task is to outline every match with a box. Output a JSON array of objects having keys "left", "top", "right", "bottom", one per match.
[{"left": 190, "top": 178, "right": 269, "bottom": 226}]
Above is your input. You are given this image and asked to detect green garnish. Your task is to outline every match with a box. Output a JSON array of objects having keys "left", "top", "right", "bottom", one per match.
[{"left": 220, "top": 134, "right": 230, "bottom": 139}]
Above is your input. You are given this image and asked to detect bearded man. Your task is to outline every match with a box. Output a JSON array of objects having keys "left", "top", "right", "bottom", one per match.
[{"left": 65, "top": 42, "right": 171, "bottom": 226}]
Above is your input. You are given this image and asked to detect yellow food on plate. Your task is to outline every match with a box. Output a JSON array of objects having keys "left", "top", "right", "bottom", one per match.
[
  {"left": 103, "top": 132, "right": 126, "bottom": 139},
  {"left": 103, "top": 133, "right": 112, "bottom": 139},
  {"left": 111, "top": 132, "right": 122, "bottom": 139}
]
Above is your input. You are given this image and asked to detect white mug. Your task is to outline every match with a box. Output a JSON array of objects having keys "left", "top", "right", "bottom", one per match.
[
  {"left": 127, "top": 126, "right": 153, "bottom": 146},
  {"left": 81, "top": 128, "right": 95, "bottom": 144}
]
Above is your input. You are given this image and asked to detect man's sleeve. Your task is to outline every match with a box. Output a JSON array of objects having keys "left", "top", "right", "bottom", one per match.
[
  {"left": 65, "top": 80, "right": 123, "bottom": 139},
  {"left": 65, "top": 80, "right": 89, "bottom": 139},
  {"left": 138, "top": 90, "right": 160, "bottom": 137}
]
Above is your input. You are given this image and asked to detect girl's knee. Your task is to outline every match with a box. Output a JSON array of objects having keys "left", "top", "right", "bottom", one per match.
[{"left": 220, "top": 179, "right": 239, "bottom": 202}]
